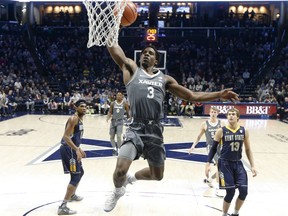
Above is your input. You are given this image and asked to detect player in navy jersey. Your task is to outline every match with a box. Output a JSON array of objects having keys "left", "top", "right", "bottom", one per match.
[
  {"left": 205, "top": 108, "right": 257, "bottom": 216},
  {"left": 58, "top": 99, "right": 87, "bottom": 215},
  {"left": 104, "top": 42, "right": 240, "bottom": 212}
]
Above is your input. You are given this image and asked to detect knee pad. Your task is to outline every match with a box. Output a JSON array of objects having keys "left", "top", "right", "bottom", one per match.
[
  {"left": 224, "top": 188, "right": 235, "bottom": 203},
  {"left": 238, "top": 186, "right": 248, "bottom": 200},
  {"left": 118, "top": 141, "right": 138, "bottom": 161},
  {"left": 122, "top": 130, "right": 144, "bottom": 159}
]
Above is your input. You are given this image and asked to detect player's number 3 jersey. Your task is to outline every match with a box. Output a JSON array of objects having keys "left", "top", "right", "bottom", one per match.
[{"left": 126, "top": 68, "right": 166, "bottom": 120}]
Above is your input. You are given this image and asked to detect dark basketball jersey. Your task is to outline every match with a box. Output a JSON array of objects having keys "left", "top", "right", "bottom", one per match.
[
  {"left": 126, "top": 68, "right": 166, "bottom": 120},
  {"left": 205, "top": 120, "right": 221, "bottom": 146},
  {"left": 220, "top": 126, "right": 245, "bottom": 161},
  {"left": 61, "top": 116, "right": 84, "bottom": 147},
  {"left": 112, "top": 101, "right": 125, "bottom": 120}
]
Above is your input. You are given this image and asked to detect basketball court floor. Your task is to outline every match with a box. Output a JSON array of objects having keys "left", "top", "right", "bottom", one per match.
[{"left": 1, "top": 113, "right": 287, "bottom": 216}]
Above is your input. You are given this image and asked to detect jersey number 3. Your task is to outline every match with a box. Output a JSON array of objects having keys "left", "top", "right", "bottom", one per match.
[{"left": 147, "top": 86, "right": 154, "bottom": 99}]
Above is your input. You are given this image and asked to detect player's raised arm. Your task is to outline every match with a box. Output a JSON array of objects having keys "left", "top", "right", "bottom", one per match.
[
  {"left": 106, "top": 44, "right": 129, "bottom": 68},
  {"left": 106, "top": 44, "right": 137, "bottom": 85}
]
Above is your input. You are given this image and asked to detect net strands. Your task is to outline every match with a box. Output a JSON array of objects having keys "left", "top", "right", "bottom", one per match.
[{"left": 83, "top": 0, "right": 127, "bottom": 48}]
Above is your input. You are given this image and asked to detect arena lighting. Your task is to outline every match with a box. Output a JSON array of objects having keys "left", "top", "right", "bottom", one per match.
[{"left": 7, "top": 0, "right": 282, "bottom": 2}]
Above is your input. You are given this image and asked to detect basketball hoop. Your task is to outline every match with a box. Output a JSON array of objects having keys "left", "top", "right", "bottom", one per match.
[{"left": 83, "top": 0, "right": 127, "bottom": 48}]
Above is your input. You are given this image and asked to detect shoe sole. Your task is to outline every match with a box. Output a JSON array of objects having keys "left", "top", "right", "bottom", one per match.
[
  {"left": 58, "top": 211, "right": 77, "bottom": 215},
  {"left": 68, "top": 198, "right": 83, "bottom": 202},
  {"left": 103, "top": 208, "right": 113, "bottom": 212}
]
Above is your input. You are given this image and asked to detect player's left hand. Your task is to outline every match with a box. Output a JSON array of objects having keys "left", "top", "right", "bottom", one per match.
[
  {"left": 220, "top": 88, "right": 239, "bottom": 103},
  {"left": 76, "top": 147, "right": 86, "bottom": 162},
  {"left": 251, "top": 167, "right": 257, "bottom": 177}
]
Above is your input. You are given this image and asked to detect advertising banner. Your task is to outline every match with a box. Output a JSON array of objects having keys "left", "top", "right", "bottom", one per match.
[{"left": 203, "top": 102, "right": 277, "bottom": 117}]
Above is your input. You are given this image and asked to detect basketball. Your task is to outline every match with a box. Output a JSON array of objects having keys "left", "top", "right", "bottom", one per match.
[{"left": 120, "top": 1, "right": 137, "bottom": 27}]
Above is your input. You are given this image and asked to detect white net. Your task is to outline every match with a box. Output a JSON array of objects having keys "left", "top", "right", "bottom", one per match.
[{"left": 83, "top": 0, "right": 127, "bottom": 48}]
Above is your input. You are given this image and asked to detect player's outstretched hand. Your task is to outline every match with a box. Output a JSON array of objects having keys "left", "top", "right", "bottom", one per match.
[{"left": 220, "top": 88, "right": 239, "bottom": 103}]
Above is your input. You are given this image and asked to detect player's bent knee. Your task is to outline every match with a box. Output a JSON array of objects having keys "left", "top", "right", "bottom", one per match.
[
  {"left": 70, "top": 173, "right": 82, "bottom": 186},
  {"left": 238, "top": 186, "right": 248, "bottom": 200},
  {"left": 150, "top": 168, "right": 164, "bottom": 181},
  {"left": 153, "top": 175, "right": 163, "bottom": 181},
  {"left": 224, "top": 188, "right": 235, "bottom": 203},
  {"left": 114, "top": 168, "right": 127, "bottom": 179}
]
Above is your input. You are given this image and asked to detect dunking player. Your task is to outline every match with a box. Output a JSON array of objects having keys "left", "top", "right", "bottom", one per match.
[
  {"left": 106, "top": 91, "right": 130, "bottom": 155},
  {"left": 104, "top": 42, "right": 239, "bottom": 212},
  {"left": 58, "top": 99, "right": 87, "bottom": 215},
  {"left": 205, "top": 108, "right": 257, "bottom": 216},
  {"left": 188, "top": 107, "right": 225, "bottom": 196}
]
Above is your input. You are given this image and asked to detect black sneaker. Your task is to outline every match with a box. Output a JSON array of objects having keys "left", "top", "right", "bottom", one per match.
[{"left": 230, "top": 214, "right": 239, "bottom": 216}]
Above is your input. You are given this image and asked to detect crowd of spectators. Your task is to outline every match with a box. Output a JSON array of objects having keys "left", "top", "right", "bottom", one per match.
[
  {"left": 0, "top": 16, "right": 287, "bottom": 121},
  {"left": 0, "top": 23, "right": 48, "bottom": 118},
  {"left": 253, "top": 43, "right": 288, "bottom": 121}
]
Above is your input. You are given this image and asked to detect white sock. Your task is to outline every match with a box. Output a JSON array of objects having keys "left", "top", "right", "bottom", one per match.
[
  {"left": 222, "top": 213, "right": 228, "bottom": 216},
  {"left": 131, "top": 173, "right": 137, "bottom": 182},
  {"left": 115, "top": 187, "right": 123, "bottom": 193},
  {"left": 60, "top": 200, "right": 67, "bottom": 207},
  {"left": 233, "top": 209, "right": 239, "bottom": 215}
]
